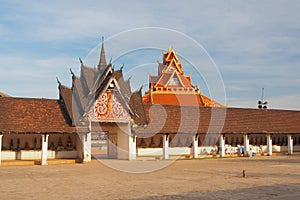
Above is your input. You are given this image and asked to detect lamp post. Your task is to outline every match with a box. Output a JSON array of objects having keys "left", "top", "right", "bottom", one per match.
[{"left": 258, "top": 88, "right": 268, "bottom": 109}]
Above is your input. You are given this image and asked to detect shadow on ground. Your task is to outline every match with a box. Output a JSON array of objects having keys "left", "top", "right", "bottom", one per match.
[{"left": 132, "top": 183, "right": 300, "bottom": 200}]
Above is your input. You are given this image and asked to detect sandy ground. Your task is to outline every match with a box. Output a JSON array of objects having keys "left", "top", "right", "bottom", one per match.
[{"left": 1, "top": 155, "right": 300, "bottom": 200}]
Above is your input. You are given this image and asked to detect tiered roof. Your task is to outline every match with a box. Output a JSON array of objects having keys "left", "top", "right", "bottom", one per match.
[
  {"left": 58, "top": 39, "right": 147, "bottom": 126},
  {"left": 143, "top": 47, "right": 222, "bottom": 107}
]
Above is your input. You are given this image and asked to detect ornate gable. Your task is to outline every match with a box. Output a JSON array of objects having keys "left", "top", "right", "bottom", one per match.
[
  {"left": 167, "top": 71, "right": 183, "bottom": 87},
  {"left": 164, "top": 59, "right": 183, "bottom": 74},
  {"left": 87, "top": 90, "right": 130, "bottom": 122},
  {"left": 85, "top": 65, "right": 133, "bottom": 122},
  {"left": 58, "top": 38, "right": 147, "bottom": 126},
  {"left": 163, "top": 47, "right": 179, "bottom": 63}
]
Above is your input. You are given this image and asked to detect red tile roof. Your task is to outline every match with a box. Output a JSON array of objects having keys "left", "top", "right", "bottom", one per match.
[
  {"left": 1, "top": 97, "right": 300, "bottom": 136},
  {"left": 135, "top": 105, "right": 300, "bottom": 135},
  {"left": 0, "top": 97, "right": 78, "bottom": 134}
]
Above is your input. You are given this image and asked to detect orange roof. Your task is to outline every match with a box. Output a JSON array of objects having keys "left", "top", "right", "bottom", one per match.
[
  {"left": 152, "top": 93, "right": 203, "bottom": 106},
  {"left": 143, "top": 92, "right": 222, "bottom": 107},
  {"left": 201, "top": 95, "right": 223, "bottom": 107},
  {"left": 142, "top": 93, "right": 204, "bottom": 106},
  {"left": 142, "top": 93, "right": 151, "bottom": 104}
]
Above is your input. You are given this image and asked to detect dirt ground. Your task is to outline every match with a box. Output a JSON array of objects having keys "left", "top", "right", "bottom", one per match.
[{"left": 1, "top": 155, "right": 300, "bottom": 200}]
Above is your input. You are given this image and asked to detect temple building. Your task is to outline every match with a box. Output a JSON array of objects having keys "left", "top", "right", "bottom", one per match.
[
  {"left": 142, "top": 47, "right": 222, "bottom": 107},
  {"left": 1, "top": 39, "right": 300, "bottom": 166}
]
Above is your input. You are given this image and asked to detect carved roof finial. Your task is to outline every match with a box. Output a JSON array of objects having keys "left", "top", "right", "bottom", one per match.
[
  {"left": 70, "top": 68, "right": 75, "bottom": 77},
  {"left": 79, "top": 57, "right": 83, "bottom": 64},
  {"left": 139, "top": 85, "right": 143, "bottom": 92},
  {"left": 56, "top": 77, "right": 61, "bottom": 85}
]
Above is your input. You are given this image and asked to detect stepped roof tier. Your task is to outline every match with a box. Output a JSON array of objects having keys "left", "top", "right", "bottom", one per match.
[
  {"left": 142, "top": 47, "right": 222, "bottom": 107},
  {"left": 57, "top": 39, "right": 147, "bottom": 126}
]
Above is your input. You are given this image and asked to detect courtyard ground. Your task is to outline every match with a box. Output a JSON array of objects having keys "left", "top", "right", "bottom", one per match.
[{"left": 0, "top": 154, "right": 299, "bottom": 199}]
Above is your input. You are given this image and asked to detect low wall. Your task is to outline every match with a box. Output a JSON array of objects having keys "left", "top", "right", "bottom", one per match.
[
  {"left": 137, "top": 147, "right": 215, "bottom": 157},
  {"left": 137, "top": 145, "right": 300, "bottom": 157},
  {"left": 1, "top": 150, "right": 78, "bottom": 160}
]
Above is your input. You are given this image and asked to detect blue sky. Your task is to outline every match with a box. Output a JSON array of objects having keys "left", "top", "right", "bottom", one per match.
[{"left": 0, "top": 0, "right": 300, "bottom": 110}]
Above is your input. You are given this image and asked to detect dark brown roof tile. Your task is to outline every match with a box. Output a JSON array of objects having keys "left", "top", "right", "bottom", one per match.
[
  {"left": 135, "top": 105, "right": 300, "bottom": 135},
  {"left": 0, "top": 97, "right": 78, "bottom": 134}
]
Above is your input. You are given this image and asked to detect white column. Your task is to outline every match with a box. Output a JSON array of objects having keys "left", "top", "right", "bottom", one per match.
[
  {"left": 82, "top": 132, "right": 92, "bottom": 163},
  {"left": 287, "top": 134, "right": 293, "bottom": 155},
  {"left": 128, "top": 122, "right": 136, "bottom": 160},
  {"left": 82, "top": 121, "right": 92, "bottom": 162},
  {"left": 266, "top": 134, "right": 272, "bottom": 156},
  {"left": 192, "top": 134, "right": 199, "bottom": 158},
  {"left": 219, "top": 134, "right": 225, "bottom": 157},
  {"left": 107, "top": 134, "right": 117, "bottom": 159},
  {"left": 117, "top": 122, "right": 136, "bottom": 160},
  {"left": 0, "top": 135, "right": 3, "bottom": 166},
  {"left": 244, "top": 134, "right": 250, "bottom": 156},
  {"left": 163, "top": 134, "right": 169, "bottom": 159},
  {"left": 41, "top": 134, "right": 49, "bottom": 165},
  {"left": 129, "top": 134, "right": 137, "bottom": 160}
]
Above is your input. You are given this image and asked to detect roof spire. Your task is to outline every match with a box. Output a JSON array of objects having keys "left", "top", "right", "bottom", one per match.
[{"left": 97, "top": 36, "right": 107, "bottom": 71}]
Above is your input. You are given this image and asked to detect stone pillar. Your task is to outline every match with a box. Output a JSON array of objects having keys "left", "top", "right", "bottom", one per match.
[
  {"left": 163, "top": 134, "right": 169, "bottom": 159},
  {"left": 0, "top": 134, "right": 3, "bottom": 166},
  {"left": 287, "top": 134, "right": 293, "bottom": 155},
  {"left": 192, "top": 134, "right": 199, "bottom": 158},
  {"left": 266, "top": 134, "right": 272, "bottom": 156},
  {"left": 244, "top": 134, "right": 250, "bottom": 156},
  {"left": 41, "top": 134, "right": 49, "bottom": 165},
  {"left": 219, "top": 134, "right": 225, "bottom": 157}
]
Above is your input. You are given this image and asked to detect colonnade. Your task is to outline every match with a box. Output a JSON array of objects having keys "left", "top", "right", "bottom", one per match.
[{"left": 159, "top": 133, "right": 297, "bottom": 159}]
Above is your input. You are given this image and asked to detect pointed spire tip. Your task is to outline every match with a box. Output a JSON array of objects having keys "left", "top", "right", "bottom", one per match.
[{"left": 98, "top": 36, "right": 107, "bottom": 71}]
